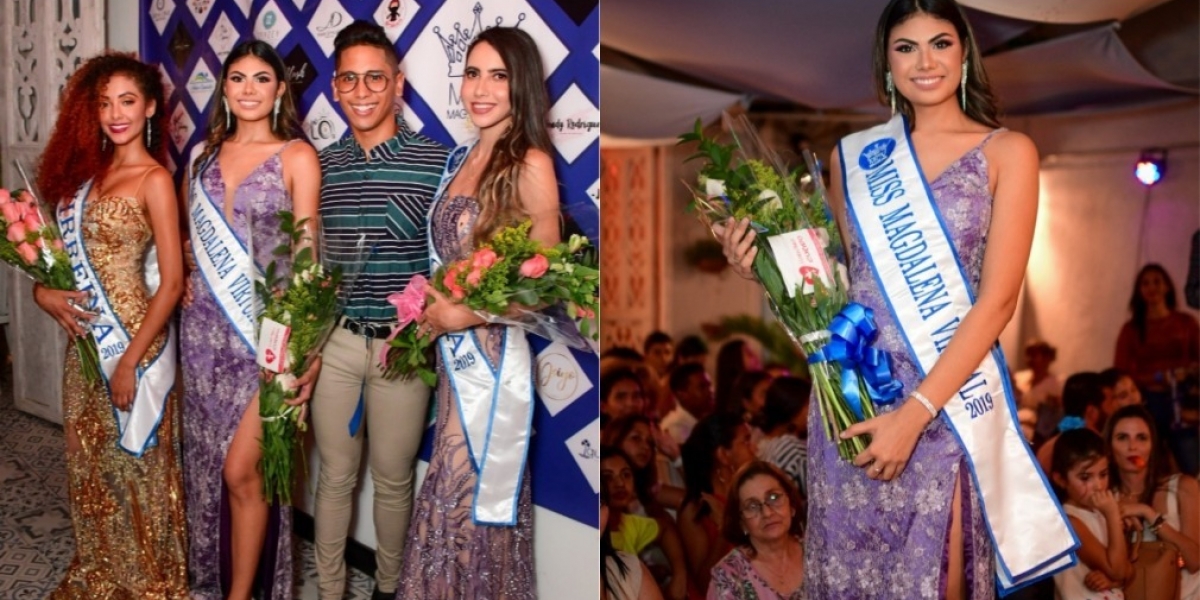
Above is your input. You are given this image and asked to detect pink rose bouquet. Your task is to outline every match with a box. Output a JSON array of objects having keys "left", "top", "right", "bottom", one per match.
[
  {"left": 430, "top": 220, "right": 600, "bottom": 348},
  {"left": 0, "top": 170, "right": 101, "bottom": 383},
  {"left": 378, "top": 274, "right": 437, "bottom": 385}
]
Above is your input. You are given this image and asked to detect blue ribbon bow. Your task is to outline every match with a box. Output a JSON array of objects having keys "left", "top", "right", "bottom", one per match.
[{"left": 806, "top": 302, "right": 905, "bottom": 420}]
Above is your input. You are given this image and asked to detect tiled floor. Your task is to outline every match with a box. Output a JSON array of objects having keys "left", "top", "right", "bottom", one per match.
[{"left": 0, "top": 369, "right": 374, "bottom": 599}]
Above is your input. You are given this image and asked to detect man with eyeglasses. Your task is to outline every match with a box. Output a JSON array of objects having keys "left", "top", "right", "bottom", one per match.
[{"left": 310, "top": 20, "right": 449, "bottom": 600}]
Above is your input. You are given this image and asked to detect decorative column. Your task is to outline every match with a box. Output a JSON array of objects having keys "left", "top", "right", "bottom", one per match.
[
  {"left": 0, "top": 0, "right": 106, "bottom": 423},
  {"left": 600, "top": 146, "right": 664, "bottom": 351}
]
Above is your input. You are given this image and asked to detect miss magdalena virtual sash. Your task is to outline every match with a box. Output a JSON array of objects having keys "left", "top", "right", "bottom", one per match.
[
  {"left": 427, "top": 143, "right": 535, "bottom": 526},
  {"left": 839, "top": 115, "right": 1078, "bottom": 594},
  {"left": 59, "top": 180, "right": 177, "bottom": 456}
]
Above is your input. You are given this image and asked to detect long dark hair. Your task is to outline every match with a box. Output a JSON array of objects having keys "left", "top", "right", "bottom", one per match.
[
  {"left": 193, "top": 39, "right": 302, "bottom": 172},
  {"left": 1128, "top": 263, "right": 1178, "bottom": 342},
  {"left": 872, "top": 0, "right": 1000, "bottom": 128},
  {"left": 601, "top": 415, "right": 660, "bottom": 512},
  {"left": 681, "top": 412, "right": 745, "bottom": 522},
  {"left": 757, "top": 376, "right": 812, "bottom": 434},
  {"left": 465, "top": 27, "right": 553, "bottom": 247},
  {"left": 1105, "top": 405, "right": 1173, "bottom": 505},
  {"left": 599, "top": 483, "right": 628, "bottom": 599},
  {"left": 714, "top": 339, "right": 750, "bottom": 411},
  {"left": 38, "top": 53, "right": 168, "bottom": 204}
]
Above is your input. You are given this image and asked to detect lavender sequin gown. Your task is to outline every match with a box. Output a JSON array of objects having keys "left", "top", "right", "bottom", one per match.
[
  {"left": 181, "top": 153, "right": 294, "bottom": 600},
  {"left": 804, "top": 132, "right": 1004, "bottom": 599},
  {"left": 397, "top": 194, "right": 536, "bottom": 599}
]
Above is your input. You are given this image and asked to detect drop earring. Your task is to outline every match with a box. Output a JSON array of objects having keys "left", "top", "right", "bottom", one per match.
[
  {"left": 101, "top": 134, "right": 107, "bottom": 151},
  {"left": 272, "top": 97, "right": 280, "bottom": 130},
  {"left": 960, "top": 60, "right": 968, "bottom": 111},
  {"left": 146, "top": 119, "right": 152, "bottom": 146},
  {"left": 223, "top": 97, "right": 231, "bottom": 130},
  {"left": 886, "top": 71, "right": 896, "bottom": 116}
]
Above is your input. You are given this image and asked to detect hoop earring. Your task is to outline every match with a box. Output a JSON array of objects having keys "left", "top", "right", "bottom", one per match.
[
  {"left": 886, "top": 71, "right": 896, "bottom": 116},
  {"left": 223, "top": 97, "right": 231, "bottom": 130},
  {"left": 960, "top": 60, "right": 968, "bottom": 111},
  {"left": 272, "top": 97, "right": 280, "bottom": 131}
]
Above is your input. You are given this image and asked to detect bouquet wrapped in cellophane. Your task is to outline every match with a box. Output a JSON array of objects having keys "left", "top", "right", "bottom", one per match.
[
  {"left": 679, "top": 114, "right": 902, "bottom": 460},
  {"left": 428, "top": 220, "right": 599, "bottom": 350},
  {"left": 254, "top": 212, "right": 367, "bottom": 504},
  {"left": 0, "top": 162, "right": 100, "bottom": 382}
]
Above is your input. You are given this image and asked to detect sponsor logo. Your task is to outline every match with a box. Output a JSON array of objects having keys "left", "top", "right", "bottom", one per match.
[{"left": 859, "top": 138, "right": 895, "bottom": 170}]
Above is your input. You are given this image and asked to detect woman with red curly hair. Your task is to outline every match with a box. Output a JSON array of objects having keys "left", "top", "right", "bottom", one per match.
[{"left": 33, "top": 52, "right": 188, "bottom": 598}]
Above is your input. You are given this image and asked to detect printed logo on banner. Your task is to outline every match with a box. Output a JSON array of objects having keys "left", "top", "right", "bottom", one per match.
[
  {"left": 170, "top": 104, "right": 194, "bottom": 154},
  {"left": 586, "top": 178, "right": 599, "bottom": 207},
  {"left": 405, "top": 0, "right": 568, "bottom": 145},
  {"left": 186, "top": 0, "right": 215, "bottom": 27},
  {"left": 186, "top": 61, "right": 218, "bottom": 112},
  {"left": 564, "top": 417, "right": 601, "bottom": 494},
  {"left": 149, "top": 0, "right": 175, "bottom": 35},
  {"left": 304, "top": 94, "right": 348, "bottom": 151},
  {"left": 547, "top": 84, "right": 599, "bottom": 164},
  {"left": 373, "top": 0, "right": 421, "bottom": 43},
  {"left": 158, "top": 64, "right": 175, "bottom": 103},
  {"left": 284, "top": 46, "right": 318, "bottom": 99},
  {"left": 536, "top": 342, "right": 593, "bottom": 417},
  {"left": 309, "top": 0, "right": 352, "bottom": 57},
  {"left": 254, "top": 0, "right": 293, "bottom": 46},
  {"left": 169, "top": 24, "right": 196, "bottom": 71},
  {"left": 209, "top": 11, "right": 239, "bottom": 63}
]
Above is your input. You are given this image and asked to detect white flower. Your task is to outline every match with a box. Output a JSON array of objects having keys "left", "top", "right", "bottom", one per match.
[
  {"left": 816, "top": 227, "right": 831, "bottom": 248},
  {"left": 758, "top": 188, "right": 782, "bottom": 212},
  {"left": 705, "top": 177, "right": 726, "bottom": 198},
  {"left": 275, "top": 372, "right": 298, "bottom": 391},
  {"left": 835, "top": 262, "right": 850, "bottom": 290}
]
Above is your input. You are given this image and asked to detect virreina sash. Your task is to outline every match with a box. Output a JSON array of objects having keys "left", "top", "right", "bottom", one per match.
[
  {"left": 838, "top": 116, "right": 1078, "bottom": 594},
  {"left": 188, "top": 156, "right": 261, "bottom": 353},
  {"left": 59, "top": 181, "right": 177, "bottom": 456},
  {"left": 428, "top": 143, "right": 535, "bottom": 526}
]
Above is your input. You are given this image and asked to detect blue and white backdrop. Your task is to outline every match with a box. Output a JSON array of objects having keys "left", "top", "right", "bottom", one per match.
[{"left": 140, "top": 0, "right": 599, "bottom": 595}]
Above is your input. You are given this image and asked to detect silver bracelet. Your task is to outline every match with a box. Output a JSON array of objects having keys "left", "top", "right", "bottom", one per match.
[{"left": 911, "top": 390, "right": 938, "bottom": 418}]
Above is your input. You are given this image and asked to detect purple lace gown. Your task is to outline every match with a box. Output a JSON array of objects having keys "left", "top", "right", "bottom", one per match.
[
  {"left": 181, "top": 152, "right": 294, "bottom": 600},
  {"left": 805, "top": 132, "right": 1004, "bottom": 599},
  {"left": 397, "top": 194, "right": 536, "bottom": 599}
]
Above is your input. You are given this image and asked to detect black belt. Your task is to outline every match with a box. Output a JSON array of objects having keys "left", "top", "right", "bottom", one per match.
[{"left": 341, "top": 317, "right": 394, "bottom": 339}]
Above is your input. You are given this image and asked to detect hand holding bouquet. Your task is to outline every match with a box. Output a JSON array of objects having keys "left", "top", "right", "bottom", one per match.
[
  {"left": 377, "top": 274, "right": 437, "bottom": 386},
  {"left": 254, "top": 211, "right": 351, "bottom": 505},
  {"left": 0, "top": 163, "right": 100, "bottom": 382},
  {"left": 680, "top": 114, "right": 902, "bottom": 460}
]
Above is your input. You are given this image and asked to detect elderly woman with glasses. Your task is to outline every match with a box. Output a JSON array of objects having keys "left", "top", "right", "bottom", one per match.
[{"left": 707, "top": 461, "right": 805, "bottom": 600}]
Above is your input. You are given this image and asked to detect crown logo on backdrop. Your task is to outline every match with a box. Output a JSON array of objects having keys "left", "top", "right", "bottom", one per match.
[{"left": 434, "top": 2, "right": 526, "bottom": 78}]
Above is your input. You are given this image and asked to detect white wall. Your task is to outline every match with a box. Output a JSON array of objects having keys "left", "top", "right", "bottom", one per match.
[{"left": 107, "top": 0, "right": 138, "bottom": 53}]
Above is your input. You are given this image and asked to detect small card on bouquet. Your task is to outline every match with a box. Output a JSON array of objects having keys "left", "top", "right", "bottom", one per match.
[
  {"left": 767, "top": 229, "right": 833, "bottom": 297},
  {"left": 257, "top": 318, "right": 291, "bottom": 373}
]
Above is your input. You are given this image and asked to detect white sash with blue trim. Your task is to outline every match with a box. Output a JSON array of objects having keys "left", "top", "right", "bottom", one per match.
[
  {"left": 839, "top": 116, "right": 1078, "bottom": 594},
  {"left": 188, "top": 157, "right": 261, "bottom": 353},
  {"left": 59, "top": 181, "right": 177, "bottom": 456},
  {"left": 428, "top": 143, "right": 535, "bottom": 526}
]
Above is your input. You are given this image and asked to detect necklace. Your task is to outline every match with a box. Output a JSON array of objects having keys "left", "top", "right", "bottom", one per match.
[{"left": 752, "top": 537, "right": 802, "bottom": 594}]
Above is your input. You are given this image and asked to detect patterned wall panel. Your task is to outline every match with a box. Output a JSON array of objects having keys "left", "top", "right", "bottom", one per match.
[
  {"left": 600, "top": 147, "right": 659, "bottom": 351},
  {"left": 140, "top": 0, "right": 598, "bottom": 527}
]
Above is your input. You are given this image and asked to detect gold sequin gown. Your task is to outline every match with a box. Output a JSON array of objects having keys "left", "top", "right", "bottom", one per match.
[{"left": 50, "top": 191, "right": 189, "bottom": 599}]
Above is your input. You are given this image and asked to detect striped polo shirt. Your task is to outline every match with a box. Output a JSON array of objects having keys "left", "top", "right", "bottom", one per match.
[{"left": 319, "top": 118, "right": 450, "bottom": 322}]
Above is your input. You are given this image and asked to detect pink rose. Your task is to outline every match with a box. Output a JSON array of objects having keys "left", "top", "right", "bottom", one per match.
[
  {"left": 442, "top": 267, "right": 460, "bottom": 293},
  {"left": 450, "top": 285, "right": 465, "bottom": 300},
  {"left": 0, "top": 189, "right": 10, "bottom": 206},
  {"left": 15, "top": 242, "right": 37, "bottom": 264},
  {"left": 518, "top": 254, "right": 549, "bottom": 278},
  {"left": 387, "top": 274, "right": 428, "bottom": 327},
  {"left": 13, "top": 200, "right": 28, "bottom": 222},
  {"left": 22, "top": 212, "right": 41, "bottom": 233},
  {"left": 6, "top": 222, "right": 26, "bottom": 243},
  {"left": 465, "top": 267, "right": 483, "bottom": 287},
  {"left": 52, "top": 239, "right": 64, "bottom": 250},
  {"left": 1, "top": 202, "right": 20, "bottom": 224},
  {"left": 472, "top": 248, "right": 498, "bottom": 270}
]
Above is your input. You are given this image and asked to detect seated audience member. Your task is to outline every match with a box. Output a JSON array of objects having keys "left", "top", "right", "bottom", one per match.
[
  {"left": 1105, "top": 405, "right": 1199, "bottom": 599},
  {"left": 762, "top": 362, "right": 792, "bottom": 379},
  {"left": 603, "top": 485, "right": 666, "bottom": 600},
  {"left": 1014, "top": 339, "right": 1065, "bottom": 442},
  {"left": 679, "top": 413, "right": 758, "bottom": 595},
  {"left": 754, "top": 377, "right": 811, "bottom": 498},
  {"left": 714, "top": 340, "right": 762, "bottom": 416},
  {"left": 1050, "top": 429, "right": 1132, "bottom": 600},
  {"left": 644, "top": 331, "right": 675, "bottom": 382},
  {"left": 662, "top": 363, "right": 716, "bottom": 447},
  {"left": 1038, "top": 372, "right": 1108, "bottom": 475},
  {"left": 603, "top": 415, "right": 685, "bottom": 510},
  {"left": 1100, "top": 368, "right": 1143, "bottom": 411},
  {"left": 602, "top": 346, "right": 646, "bottom": 375},
  {"left": 708, "top": 461, "right": 805, "bottom": 600},
  {"left": 601, "top": 427, "right": 689, "bottom": 600},
  {"left": 725, "top": 370, "right": 772, "bottom": 426},
  {"left": 604, "top": 368, "right": 649, "bottom": 425},
  {"left": 674, "top": 336, "right": 710, "bottom": 369}
]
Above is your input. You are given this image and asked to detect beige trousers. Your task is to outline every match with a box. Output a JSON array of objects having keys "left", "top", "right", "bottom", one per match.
[{"left": 311, "top": 325, "right": 432, "bottom": 599}]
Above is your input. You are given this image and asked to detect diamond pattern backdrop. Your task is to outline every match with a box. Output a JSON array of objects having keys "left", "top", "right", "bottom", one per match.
[{"left": 140, "top": 0, "right": 599, "bottom": 527}]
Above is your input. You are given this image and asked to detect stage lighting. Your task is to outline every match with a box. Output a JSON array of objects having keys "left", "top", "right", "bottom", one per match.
[{"left": 1135, "top": 148, "right": 1167, "bottom": 186}]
